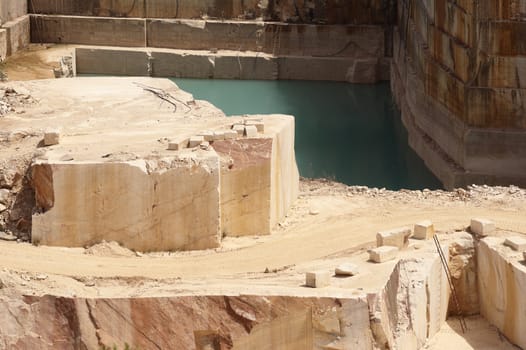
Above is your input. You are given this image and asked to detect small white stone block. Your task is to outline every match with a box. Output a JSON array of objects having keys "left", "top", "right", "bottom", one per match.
[
  {"left": 188, "top": 135, "right": 205, "bottom": 148},
  {"left": 167, "top": 137, "right": 189, "bottom": 151},
  {"left": 198, "top": 131, "right": 214, "bottom": 142},
  {"left": 413, "top": 220, "right": 435, "bottom": 240},
  {"left": 43, "top": 130, "right": 60, "bottom": 146},
  {"left": 305, "top": 271, "right": 331, "bottom": 288},
  {"left": 244, "top": 125, "right": 258, "bottom": 137},
  {"left": 470, "top": 218, "right": 495, "bottom": 237},
  {"left": 504, "top": 236, "right": 526, "bottom": 251},
  {"left": 369, "top": 246, "right": 399, "bottom": 263},
  {"left": 224, "top": 130, "right": 238, "bottom": 140},
  {"left": 376, "top": 226, "right": 412, "bottom": 249},
  {"left": 233, "top": 124, "right": 245, "bottom": 135},
  {"left": 245, "top": 120, "right": 265, "bottom": 133},
  {"left": 213, "top": 131, "right": 225, "bottom": 141},
  {"left": 335, "top": 263, "right": 359, "bottom": 276}
]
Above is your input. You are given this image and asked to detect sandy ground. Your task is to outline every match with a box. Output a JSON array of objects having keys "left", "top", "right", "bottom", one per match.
[
  {"left": 0, "top": 181, "right": 524, "bottom": 280},
  {"left": 1, "top": 46, "right": 525, "bottom": 349}
]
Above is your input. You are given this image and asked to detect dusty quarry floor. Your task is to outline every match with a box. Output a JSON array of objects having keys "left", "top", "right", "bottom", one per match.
[{"left": 0, "top": 47, "right": 524, "bottom": 349}]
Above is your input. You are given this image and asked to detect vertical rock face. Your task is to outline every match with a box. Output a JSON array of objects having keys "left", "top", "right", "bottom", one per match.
[
  {"left": 478, "top": 237, "right": 526, "bottom": 349},
  {"left": 32, "top": 155, "right": 222, "bottom": 252},
  {"left": 0, "top": 293, "right": 375, "bottom": 350},
  {"left": 368, "top": 252, "right": 450, "bottom": 350},
  {"left": 215, "top": 138, "right": 272, "bottom": 237},
  {"left": 392, "top": 0, "right": 526, "bottom": 188},
  {"left": 27, "top": 0, "right": 393, "bottom": 24}
]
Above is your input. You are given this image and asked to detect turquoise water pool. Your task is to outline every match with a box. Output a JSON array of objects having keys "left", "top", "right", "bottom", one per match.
[{"left": 174, "top": 78, "right": 442, "bottom": 190}]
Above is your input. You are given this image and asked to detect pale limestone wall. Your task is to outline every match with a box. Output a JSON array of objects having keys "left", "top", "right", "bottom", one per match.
[
  {"left": 32, "top": 16, "right": 385, "bottom": 58},
  {"left": 31, "top": 116, "right": 299, "bottom": 250},
  {"left": 267, "top": 114, "right": 299, "bottom": 229},
  {"left": 368, "top": 251, "right": 450, "bottom": 349},
  {"left": 392, "top": 0, "right": 526, "bottom": 188},
  {"left": 478, "top": 237, "right": 526, "bottom": 349},
  {"left": 32, "top": 155, "right": 222, "bottom": 252},
  {"left": 0, "top": 0, "right": 26, "bottom": 25},
  {"left": 23, "top": 76, "right": 299, "bottom": 250},
  {"left": 0, "top": 0, "right": 28, "bottom": 60},
  {"left": 75, "top": 46, "right": 385, "bottom": 82},
  {"left": 28, "top": 0, "right": 392, "bottom": 24}
]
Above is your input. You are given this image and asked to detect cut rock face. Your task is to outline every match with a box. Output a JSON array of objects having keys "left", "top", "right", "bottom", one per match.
[{"left": 6, "top": 77, "right": 300, "bottom": 251}]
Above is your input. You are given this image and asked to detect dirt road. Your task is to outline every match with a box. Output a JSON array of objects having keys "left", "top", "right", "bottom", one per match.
[{"left": 0, "top": 184, "right": 524, "bottom": 280}]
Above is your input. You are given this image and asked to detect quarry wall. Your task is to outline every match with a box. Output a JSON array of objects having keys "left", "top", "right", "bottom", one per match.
[
  {"left": 392, "top": 0, "right": 526, "bottom": 189},
  {"left": 28, "top": 0, "right": 394, "bottom": 24},
  {"left": 0, "top": 0, "right": 29, "bottom": 61}
]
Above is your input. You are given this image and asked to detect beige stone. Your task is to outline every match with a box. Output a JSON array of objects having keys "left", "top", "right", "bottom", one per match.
[
  {"left": 224, "top": 130, "right": 238, "bottom": 140},
  {"left": 167, "top": 137, "right": 189, "bottom": 151},
  {"left": 478, "top": 237, "right": 526, "bottom": 349},
  {"left": 245, "top": 120, "right": 264, "bottom": 133},
  {"left": 305, "top": 271, "right": 330, "bottom": 288},
  {"left": 470, "top": 218, "right": 495, "bottom": 237},
  {"left": 244, "top": 125, "right": 258, "bottom": 137},
  {"left": 335, "top": 263, "right": 359, "bottom": 276},
  {"left": 188, "top": 135, "right": 205, "bottom": 148},
  {"left": 32, "top": 154, "right": 222, "bottom": 252},
  {"left": 503, "top": 236, "right": 526, "bottom": 251},
  {"left": 233, "top": 124, "right": 245, "bottom": 135},
  {"left": 213, "top": 131, "right": 225, "bottom": 141},
  {"left": 413, "top": 220, "right": 435, "bottom": 240},
  {"left": 198, "top": 131, "right": 214, "bottom": 142},
  {"left": 43, "top": 130, "right": 60, "bottom": 146},
  {"left": 376, "top": 226, "right": 412, "bottom": 249},
  {"left": 369, "top": 246, "right": 398, "bottom": 263}
]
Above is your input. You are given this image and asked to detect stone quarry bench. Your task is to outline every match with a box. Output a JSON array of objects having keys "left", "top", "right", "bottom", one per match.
[{"left": 3, "top": 77, "right": 299, "bottom": 251}]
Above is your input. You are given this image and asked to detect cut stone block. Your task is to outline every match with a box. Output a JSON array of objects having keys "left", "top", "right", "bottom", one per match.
[
  {"left": 198, "top": 131, "right": 214, "bottom": 142},
  {"left": 43, "top": 130, "right": 60, "bottom": 146},
  {"left": 376, "top": 226, "right": 412, "bottom": 249},
  {"left": 167, "top": 137, "right": 189, "bottom": 151},
  {"left": 233, "top": 124, "right": 245, "bottom": 135},
  {"left": 244, "top": 125, "right": 258, "bottom": 137},
  {"left": 246, "top": 120, "right": 265, "bottom": 133},
  {"left": 213, "top": 131, "right": 225, "bottom": 141},
  {"left": 200, "top": 141, "right": 210, "bottom": 150},
  {"left": 305, "top": 271, "right": 331, "bottom": 288},
  {"left": 335, "top": 263, "right": 359, "bottom": 276},
  {"left": 413, "top": 220, "right": 435, "bottom": 240},
  {"left": 369, "top": 246, "right": 399, "bottom": 263},
  {"left": 470, "top": 218, "right": 495, "bottom": 237},
  {"left": 224, "top": 130, "right": 238, "bottom": 140},
  {"left": 188, "top": 135, "right": 205, "bottom": 148},
  {"left": 504, "top": 236, "right": 526, "bottom": 251}
]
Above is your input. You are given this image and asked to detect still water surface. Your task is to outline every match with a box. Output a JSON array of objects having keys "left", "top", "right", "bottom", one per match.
[{"left": 174, "top": 79, "right": 442, "bottom": 190}]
